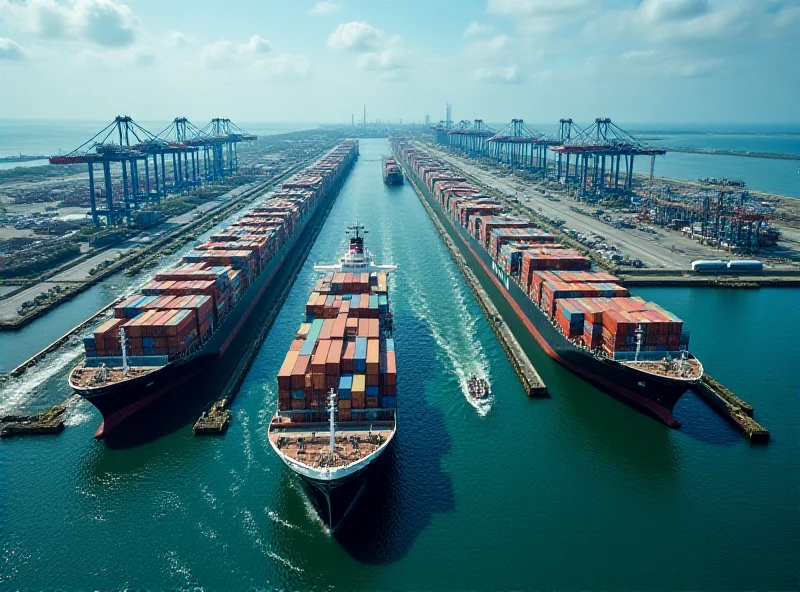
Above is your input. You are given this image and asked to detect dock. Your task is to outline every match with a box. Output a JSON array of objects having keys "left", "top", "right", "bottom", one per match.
[
  {"left": 0, "top": 395, "right": 77, "bottom": 438},
  {"left": 404, "top": 161, "right": 547, "bottom": 397},
  {"left": 690, "top": 375, "right": 769, "bottom": 443},
  {"left": 192, "top": 401, "right": 232, "bottom": 435}
]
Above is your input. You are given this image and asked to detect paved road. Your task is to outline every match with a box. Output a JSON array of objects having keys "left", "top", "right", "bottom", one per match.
[
  {"left": 0, "top": 282, "right": 65, "bottom": 322},
  {"left": 0, "top": 185, "right": 257, "bottom": 322},
  {"left": 427, "top": 147, "right": 759, "bottom": 270}
]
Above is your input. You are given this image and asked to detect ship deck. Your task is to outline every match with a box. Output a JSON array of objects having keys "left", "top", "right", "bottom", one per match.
[
  {"left": 620, "top": 358, "right": 703, "bottom": 381},
  {"left": 269, "top": 416, "right": 395, "bottom": 469},
  {"left": 70, "top": 365, "right": 160, "bottom": 389}
]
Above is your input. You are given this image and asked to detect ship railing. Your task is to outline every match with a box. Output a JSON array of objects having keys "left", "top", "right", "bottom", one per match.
[
  {"left": 612, "top": 350, "right": 690, "bottom": 362},
  {"left": 84, "top": 355, "right": 168, "bottom": 369}
]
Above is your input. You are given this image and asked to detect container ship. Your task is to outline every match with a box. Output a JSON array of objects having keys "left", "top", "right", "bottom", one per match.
[
  {"left": 68, "top": 141, "right": 359, "bottom": 438},
  {"left": 269, "top": 224, "right": 397, "bottom": 530},
  {"left": 382, "top": 156, "right": 403, "bottom": 185},
  {"left": 392, "top": 139, "right": 703, "bottom": 428}
]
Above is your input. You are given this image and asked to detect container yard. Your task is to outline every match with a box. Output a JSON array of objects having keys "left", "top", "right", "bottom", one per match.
[
  {"left": 393, "top": 138, "right": 765, "bottom": 435},
  {"left": 434, "top": 117, "right": 784, "bottom": 252},
  {"left": 426, "top": 118, "right": 800, "bottom": 277},
  {"left": 0, "top": 133, "right": 341, "bottom": 330}
]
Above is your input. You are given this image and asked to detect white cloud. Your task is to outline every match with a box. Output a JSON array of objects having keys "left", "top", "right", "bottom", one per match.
[
  {"left": 199, "top": 34, "right": 308, "bottom": 81},
  {"left": 254, "top": 53, "right": 311, "bottom": 81},
  {"left": 170, "top": 31, "right": 191, "bottom": 47},
  {"left": 328, "top": 20, "right": 411, "bottom": 72},
  {"left": 0, "top": 37, "right": 27, "bottom": 60},
  {"left": 200, "top": 34, "right": 273, "bottom": 67},
  {"left": 0, "top": 0, "right": 140, "bottom": 47},
  {"left": 75, "top": 46, "right": 155, "bottom": 69},
  {"left": 308, "top": 1, "right": 341, "bottom": 15},
  {"left": 620, "top": 48, "right": 724, "bottom": 78},
  {"left": 487, "top": 0, "right": 597, "bottom": 35},
  {"left": 475, "top": 65, "right": 523, "bottom": 84},
  {"left": 242, "top": 34, "right": 272, "bottom": 54},
  {"left": 463, "top": 21, "right": 492, "bottom": 37},
  {"left": 359, "top": 43, "right": 407, "bottom": 71},
  {"left": 327, "top": 21, "right": 381, "bottom": 51}
]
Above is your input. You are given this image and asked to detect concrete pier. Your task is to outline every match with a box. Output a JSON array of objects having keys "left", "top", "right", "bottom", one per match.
[
  {"left": 0, "top": 395, "right": 77, "bottom": 438},
  {"left": 690, "top": 375, "right": 769, "bottom": 443}
]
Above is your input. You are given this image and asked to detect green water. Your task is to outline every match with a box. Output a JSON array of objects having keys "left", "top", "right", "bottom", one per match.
[{"left": 1, "top": 139, "right": 798, "bottom": 590}]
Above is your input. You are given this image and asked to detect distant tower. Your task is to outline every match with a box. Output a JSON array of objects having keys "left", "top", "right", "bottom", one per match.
[
  {"left": 445, "top": 102, "right": 452, "bottom": 129},
  {"left": 400, "top": 118, "right": 403, "bottom": 125},
  {"left": 425, "top": 114, "right": 430, "bottom": 126},
  {"left": 351, "top": 113, "right": 354, "bottom": 126},
  {"left": 363, "top": 104, "right": 366, "bottom": 126}
]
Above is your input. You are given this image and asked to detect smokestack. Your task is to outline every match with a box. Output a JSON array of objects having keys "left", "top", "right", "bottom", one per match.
[
  {"left": 351, "top": 113, "right": 354, "bottom": 126},
  {"left": 363, "top": 104, "right": 366, "bottom": 126}
]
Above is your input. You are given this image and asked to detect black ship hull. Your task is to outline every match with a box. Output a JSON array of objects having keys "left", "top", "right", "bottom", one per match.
[
  {"left": 399, "top": 154, "right": 693, "bottom": 427},
  {"left": 293, "top": 439, "right": 391, "bottom": 532},
  {"left": 71, "top": 153, "right": 357, "bottom": 437}
]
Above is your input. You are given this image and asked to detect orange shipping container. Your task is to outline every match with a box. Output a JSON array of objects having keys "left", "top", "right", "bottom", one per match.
[
  {"left": 366, "top": 339, "right": 379, "bottom": 374},
  {"left": 311, "top": 340, "right": 331, "bottom": 373},
  {"left": 278, "top": 350, "right": 299, "bottom": 390},
  {"left": 368, "top": 318, "right": 380, "bottom": 338},
  {"left": 326, "top": 339, "right": 343, "bottom": 375},
  {"left": 289, "top": 353, "right": 310, "bottom": 384}
]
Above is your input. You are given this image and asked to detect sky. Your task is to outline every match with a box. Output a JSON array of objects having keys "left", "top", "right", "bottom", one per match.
[{"left": 0, "top": 0, "right": 799, "bottom": 125}]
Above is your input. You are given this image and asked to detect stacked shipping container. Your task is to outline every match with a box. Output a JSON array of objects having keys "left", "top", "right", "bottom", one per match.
[
  {"left": 82, "top": 140, "right": 359, "bottom": 365},
  {"left": 392, "top": 140, "right": 690, "bottom": 359},
  {"left": 277, "top": 271, "right": 397, "bottom": 424}
]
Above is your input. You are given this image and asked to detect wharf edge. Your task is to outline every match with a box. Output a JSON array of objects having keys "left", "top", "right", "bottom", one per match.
[{"left": 395, "top": 150, "right": 547, "bottom": 398}]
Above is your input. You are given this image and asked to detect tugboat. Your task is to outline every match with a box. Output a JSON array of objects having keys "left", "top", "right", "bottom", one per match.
[{"left": 467, "top": 375, "right": 491, "bottom": 400}]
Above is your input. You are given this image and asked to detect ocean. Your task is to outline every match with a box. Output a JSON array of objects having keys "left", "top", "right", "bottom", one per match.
[{"left": 0, "top": 139, "right": 797, "bottom": 589}]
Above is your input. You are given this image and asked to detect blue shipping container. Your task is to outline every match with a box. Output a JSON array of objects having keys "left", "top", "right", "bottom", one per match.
[
  {"left": 291, "top": 389, "right": 305, "bottom": 400},
  {"left": 366, "top": 385, "right": 379, "bottom": 396},
  {"left": 381, "top": 396, "right": 396, "bottom": 408},
  {"left": 338, "top": 375, "right": 353, "bottom": 390},
  {"left": 385, "top": 338, "right": 395, "bottom": 351}
]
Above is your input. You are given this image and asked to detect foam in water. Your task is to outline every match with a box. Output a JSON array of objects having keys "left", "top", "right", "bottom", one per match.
[
  {"left": 267, "top": 550, "right": 304, "bottom": 572},
  {"left": 403, "top": 245, "right": 493, "bottom": 416},
  {"left": 62, "top": 396, "right": 92, "bottom": 427},
  {"left": 265, "top": 509, "right": 299, "bottom": 530},
  {"left": 0, "top": 343, "right": 84, "bottom": 415}
]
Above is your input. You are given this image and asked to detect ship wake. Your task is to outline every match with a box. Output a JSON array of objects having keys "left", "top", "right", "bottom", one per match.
[
  {"left": 0, "top": 342, "right": 84, "bottom": 415},
  {"left": 404, "top": 248, "right": 492, "bottom": 416}
]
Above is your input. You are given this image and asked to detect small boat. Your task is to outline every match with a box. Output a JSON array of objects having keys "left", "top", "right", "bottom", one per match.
[{"left": 467, "top": 375, "right": 491, "bottom": 400}]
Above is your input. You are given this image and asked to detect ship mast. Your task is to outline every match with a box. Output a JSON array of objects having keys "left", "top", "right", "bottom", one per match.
[
  {"left": 328, "top": 388, "right": 337, "bottom": 454},
  {"left": 119, "top": 327, "right": 129, "bottom": 375},
  {"left": 634, "top": 324, "right": 643, "bottom": 362}
]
